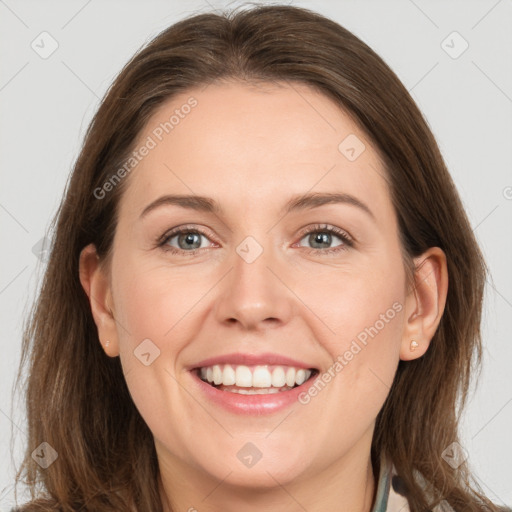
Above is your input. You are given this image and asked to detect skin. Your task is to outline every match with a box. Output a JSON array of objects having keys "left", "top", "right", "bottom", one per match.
[{"left": 79, "top": 80, "right": 448, "bottom": 512}]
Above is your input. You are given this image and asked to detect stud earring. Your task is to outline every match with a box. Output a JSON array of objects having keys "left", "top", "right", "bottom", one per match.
[
  {"left": 410, "top": 340, "right": 419, "bottom": 352},
  {"left": 105, "top": 340, "right": 110, "bottom": 348}
]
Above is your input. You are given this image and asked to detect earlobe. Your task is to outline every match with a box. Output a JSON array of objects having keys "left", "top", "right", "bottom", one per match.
[
  {"left": 78, "top": 244, "right": 120, "bottom": 357},
  {"left": 399, "top": 247, "right": 448, "bottom": 361}
]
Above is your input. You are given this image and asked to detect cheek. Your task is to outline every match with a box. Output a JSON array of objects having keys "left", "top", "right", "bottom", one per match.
[
  {"left": 293, "top": 256, "right": 405, "bottom": 413},
  {"left": 112, "top": 258, "right": 209, "bottom": 344},
  {"left": 325, "top": 283, "right": 404, "bottom": 364},
  {"left": 110, "top": 260, "right": 204, "bottom": 453},
  {"left": 292, "top": 257, "right": 404, "bottom": 355}
]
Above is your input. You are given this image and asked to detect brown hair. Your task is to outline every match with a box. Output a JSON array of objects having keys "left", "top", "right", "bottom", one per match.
[{"left": 12, "top": 4, "right": 503, "bottom": 511}]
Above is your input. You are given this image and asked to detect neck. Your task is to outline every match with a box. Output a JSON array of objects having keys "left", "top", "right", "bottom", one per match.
[{"left": 158, "top": 444, "right": 378, "bottom": 512}]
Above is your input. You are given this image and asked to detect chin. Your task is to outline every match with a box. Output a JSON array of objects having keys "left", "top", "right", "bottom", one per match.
[{"left": 195, "top": 443, "right": 313, "bottom": 489}]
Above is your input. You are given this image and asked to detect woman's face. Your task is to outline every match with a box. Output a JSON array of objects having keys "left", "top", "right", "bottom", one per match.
[{"left": 99, "top": 81, "right": 414, "bottom": 489}]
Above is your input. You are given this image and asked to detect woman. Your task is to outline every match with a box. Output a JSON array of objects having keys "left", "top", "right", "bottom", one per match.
[{"left": 12, "top": 4, "right": 509, "bottom": 511}]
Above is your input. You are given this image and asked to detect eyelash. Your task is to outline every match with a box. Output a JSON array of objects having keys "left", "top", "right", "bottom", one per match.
[
  {"left": 297, "top": 224, "right": 354, "bottom": 254},
  {"left": 157, "top": 223, "right": 354, "bottom": 256}
]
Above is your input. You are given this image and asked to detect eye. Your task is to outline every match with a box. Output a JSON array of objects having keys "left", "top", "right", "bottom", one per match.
[
  {"left": 158, "top": 225, "right": 216, "bottom": 255},
  {"left": 295, "top": 224, "right": 353, "bottom": 254},
  {"left": 156, "top": 223, "right": 354, "bottom": 256}
]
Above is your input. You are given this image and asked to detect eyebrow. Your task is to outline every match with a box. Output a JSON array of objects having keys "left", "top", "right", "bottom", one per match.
[{"left": 139, "top": 192, "right": 375, "bottom": 221}]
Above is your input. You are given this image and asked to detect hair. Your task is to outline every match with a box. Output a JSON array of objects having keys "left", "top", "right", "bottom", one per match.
[{"left": 11, "top": 3, "right": 504, "bottom": 512}]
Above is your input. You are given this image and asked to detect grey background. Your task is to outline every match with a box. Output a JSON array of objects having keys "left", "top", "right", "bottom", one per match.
[{"left": 1, "top": 0, "right": 511, "bottom": 509}]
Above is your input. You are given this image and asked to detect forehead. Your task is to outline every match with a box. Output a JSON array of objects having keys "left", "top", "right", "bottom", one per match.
[{"left": 119, "top": 80, "right": 392, "bottom": 223}]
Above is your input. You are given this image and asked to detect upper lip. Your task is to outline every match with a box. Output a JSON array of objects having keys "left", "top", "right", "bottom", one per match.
[{"left": 189, "top": 352, "right": 316, "bottom": 370}]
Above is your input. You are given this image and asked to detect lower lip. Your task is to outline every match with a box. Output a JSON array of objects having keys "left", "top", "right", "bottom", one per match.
[{"left": 190, "top": 371, "right": 317, "bottom": 415}]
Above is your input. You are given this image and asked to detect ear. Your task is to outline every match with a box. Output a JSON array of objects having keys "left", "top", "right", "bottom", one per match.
[
  {"left": 78, "top": 243, "right": 119, "bottom": 357},
  {"left": 400, "top": 247, "right": 448, "bottom": 361}
]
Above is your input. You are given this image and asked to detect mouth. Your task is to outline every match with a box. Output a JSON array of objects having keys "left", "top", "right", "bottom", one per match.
[{"left": 194, "top": 364, "right": 319, "bottom": 395}]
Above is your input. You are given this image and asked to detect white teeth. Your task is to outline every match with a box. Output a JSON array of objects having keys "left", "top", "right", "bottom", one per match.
[
  {"left": 271, "top": 367, "right": 286, "bottom": 387},
  {"left": 235, "top": 365, "right": 253, "bottom": 387},
  {"left": 227, "top": 387, "right": 283, "bottom": 394},
  {"left": 295, "top": 369, "right": 307, "bottom": 386},
  {"left": 253, "top": 366, "right": 272, "bottom": 387},
  {"left": 199, "top": 364, "right": 313, "bottom": 390},
  {"left": 212, "top": 365, "right": 223, "bottom": 385},
  {"left": 286, "top": 367, "right": 296, "bottom": 387},
  {"left": 222, "top": 364, "right": 236, "bottom": 385}
]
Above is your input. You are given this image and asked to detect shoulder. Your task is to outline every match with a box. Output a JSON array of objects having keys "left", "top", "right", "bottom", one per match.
[{"left": 376, "top": 454, "right": 512, "bottom": 512}]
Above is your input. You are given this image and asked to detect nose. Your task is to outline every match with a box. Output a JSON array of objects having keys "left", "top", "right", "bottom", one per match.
[{"left": 214, "top": 238, "right": 294, "bottom": 331}]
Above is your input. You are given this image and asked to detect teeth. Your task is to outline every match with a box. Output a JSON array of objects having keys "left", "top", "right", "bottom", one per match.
[
  {"left": 227, "top": 387, "right": 285, "bottom": 394},
  {"left": 271, "top": 367, "right": 286, "bottom": 387},
  {"left": 212, "top": 365, "right": 223, "bottom": 385},
  {"left": 235, "top": 366, "right": 253, "bottom": 387},
  {"left": 295, "top": 369, "right": 307, "bottom": 386},
  {"left": 198, "top": 364, "right": 313, "bottom": 389},
  {"left": 253, "top": 366, "right": 272, "bottom": 387},
  {"left": 222, "top": 364, "right": 236, "bottom": 385},
  {"left": 286, "top": 367, "right": 296, "bottom": 387}
]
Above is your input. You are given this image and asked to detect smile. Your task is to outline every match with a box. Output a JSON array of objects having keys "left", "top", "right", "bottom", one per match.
[{"left": 197, "top": 364, "right": 318, "bottom": 394}]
